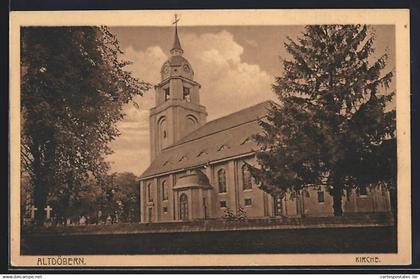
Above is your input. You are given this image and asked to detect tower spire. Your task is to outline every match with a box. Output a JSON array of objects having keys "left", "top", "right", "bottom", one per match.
[{"left": 170, "top": 14, "right": 183, "bottom": 56}]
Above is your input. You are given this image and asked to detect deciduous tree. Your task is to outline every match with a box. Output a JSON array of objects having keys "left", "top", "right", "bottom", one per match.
[{"left": 21, "top": 27, "right": 150, "bottom": 223}]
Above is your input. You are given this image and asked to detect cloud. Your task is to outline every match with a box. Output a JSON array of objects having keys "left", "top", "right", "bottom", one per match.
[
  {"left": 107, "top": 45, "right": 167, "bottom": 175},
  {"left": 107, "top": 30, "right": 275, "bottom": 175},
  {"left": 182, "top": 30, "right": 275, "bottom": 119}
]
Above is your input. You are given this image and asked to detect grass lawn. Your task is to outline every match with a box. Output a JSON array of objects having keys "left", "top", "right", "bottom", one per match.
[{"left": 21, "top": 225, "right": 396, "bottom": 255}]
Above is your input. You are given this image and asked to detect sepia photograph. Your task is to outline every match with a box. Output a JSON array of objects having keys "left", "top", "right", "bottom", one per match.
[{"left": 9, "top": 9, "right": 411, "bottom": 267}]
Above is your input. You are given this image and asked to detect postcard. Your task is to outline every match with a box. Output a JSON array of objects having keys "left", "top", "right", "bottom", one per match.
[{"left": 9, "top": 9, "right": 411, "bottom": 267}]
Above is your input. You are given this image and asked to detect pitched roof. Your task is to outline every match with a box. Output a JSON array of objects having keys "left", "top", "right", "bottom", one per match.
[
  {"left": 140, "top": 101, "right": 274, "bottom": 179},
  {"left": 171, "top": 25, "right": 183, "bottom": 52}
]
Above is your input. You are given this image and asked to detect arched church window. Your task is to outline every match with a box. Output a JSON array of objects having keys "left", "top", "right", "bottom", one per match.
[
  {"left": 218, "top": 169, "right": 227, "bottom": 193},
  {"left": 183, "top": 87, "right": 191, "bottom": 102},
  {"left": 158, "top": 117, "right": 167, "bottom": 149},
  {"left": 161, "top": 180, "right": 168, "bottom": 201},
  {"left": 147, "top": 184, "right": 152, "bottom": 202},
  {"left": 242, "top": 164, "right": 252, "bottom": 190},
  {"left": 317, "top": 191, "right": 325, "bottom": 203},
  {"left": 164, "top": 88, "right": 170, "bottom": 101}
]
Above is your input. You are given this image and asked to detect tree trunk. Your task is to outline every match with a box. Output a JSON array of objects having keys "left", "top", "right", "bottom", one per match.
[
  {"left": 332, "top": 184, "right": 343, "bottom": 216},
  {"left": 389, "top": 186, "right": 397, "bottom": 218},
  {"left": 32, "top": 143, "right": 47, "bottom": 225}
]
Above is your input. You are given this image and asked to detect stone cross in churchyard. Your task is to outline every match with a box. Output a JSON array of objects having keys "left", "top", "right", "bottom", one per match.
[
  {"left": 44, "top": 205, "right": 53, "bottom": 220},
  {"left": 79, "top": 215, "right": 87, "bottom": 225},
  {"left": 30, "top": 205, "right": 38, "bottom": 219}
]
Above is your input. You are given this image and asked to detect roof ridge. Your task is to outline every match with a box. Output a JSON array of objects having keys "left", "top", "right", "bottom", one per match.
[
  {"left": 207, "top": 100, "right": 273, "bottom": 125},
  {"left": 161, "top": 100, "right": 273, "bottom": 150},
  {"left": 163, "top": 119, "right": 256, "bottom": 150}
]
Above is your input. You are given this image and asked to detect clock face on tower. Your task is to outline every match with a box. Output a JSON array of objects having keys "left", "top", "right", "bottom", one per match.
[{"left": 163, "top": 65, "right": 170, "bottom": 74}]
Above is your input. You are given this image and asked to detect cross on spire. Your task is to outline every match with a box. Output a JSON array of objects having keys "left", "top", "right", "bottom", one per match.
[{"left": 172, "top": 14, "right": 180, "bottom": 26}]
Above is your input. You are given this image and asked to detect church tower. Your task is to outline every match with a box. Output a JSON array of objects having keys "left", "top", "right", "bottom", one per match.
[{"left": 149, "top": 17, "right": 207, "bottom": 161}]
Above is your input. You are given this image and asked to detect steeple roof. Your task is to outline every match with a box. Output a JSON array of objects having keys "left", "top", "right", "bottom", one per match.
[
  {"left": 170, "top": 23, "right": 184, "bottom": 56},
  {"left": 161, "top": 17, "right": 193, "bottom": 80}
]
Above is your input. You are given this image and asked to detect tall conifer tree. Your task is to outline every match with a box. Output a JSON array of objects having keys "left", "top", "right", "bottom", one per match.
[{"left": 250, "top": 25, "right": 396, "bottom": 216}]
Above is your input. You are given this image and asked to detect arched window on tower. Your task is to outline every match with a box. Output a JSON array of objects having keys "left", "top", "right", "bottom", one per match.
[
  {"left": 164, "top": 88, "right": 170, "bottom": 101},
  {"left": 158, "top": 117, "right": 168, "bottom": 149},
  {"left": 186, "top": 115, "right": 198, "bottom": 134},
  {"left": 218, "top": 169, "right": 227, "bottom": 193},
  {"left": 242, "top": 164, "right": 252, "bottom": 190},
  {"left": 183, "top": 87, "right": 191, "bottom": 102}
]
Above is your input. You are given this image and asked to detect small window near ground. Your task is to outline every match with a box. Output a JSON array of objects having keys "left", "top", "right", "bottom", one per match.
[
  {"left": 244, "top": 198, "right": 252, "bottom": 206},
  {"left": 163, "top": 206, "right": 168, "bottom": 213},
  {"left": 220, "top": 200, "right": 227, "bottom": 208},
  {"left": 317, "top": 191, "right": 325, "bottom": 203}
]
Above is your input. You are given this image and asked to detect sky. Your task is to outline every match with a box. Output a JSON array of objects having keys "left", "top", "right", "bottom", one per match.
[{"left": 106, "top": 25, "right": 395, "bottom": 176}]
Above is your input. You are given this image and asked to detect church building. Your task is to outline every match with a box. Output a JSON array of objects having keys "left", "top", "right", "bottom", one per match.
[{"left": 138, "top": 23, "right": 391, "bottom": 223}]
